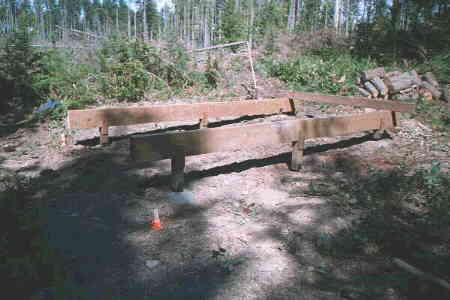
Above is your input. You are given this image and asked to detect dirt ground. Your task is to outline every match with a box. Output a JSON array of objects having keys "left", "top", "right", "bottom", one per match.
[{"left": 1, "top": 100, "right": 449, "bottom": 300}]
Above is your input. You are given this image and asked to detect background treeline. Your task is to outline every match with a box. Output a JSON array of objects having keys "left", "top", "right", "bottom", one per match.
[
  {"left": 1, "top": 1, "right": 449, "bottom": 50},
  {"left": 0, "top": 1, "right": 449, "bottom": 123}
]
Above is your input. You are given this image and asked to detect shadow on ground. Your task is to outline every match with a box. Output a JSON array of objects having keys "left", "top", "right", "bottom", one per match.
[{"left": 4, "top": 128, "right": 449, "bottom": 300}]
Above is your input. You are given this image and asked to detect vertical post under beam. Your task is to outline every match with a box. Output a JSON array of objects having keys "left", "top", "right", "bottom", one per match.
[
  {"left": 291, "top": 135, "right": 305, "bottom": 171},
  {"left": 199, "top": 112, "right": 209, "bottom": 128},
  {"left": 289, "top": 98, "right": 304, "bottom": 117},
  {"left": 171, "top": 150, "right": 186, "bottom": 192},
  {"left": 99, "top": 120, "right": 109, "bottom": 145}
]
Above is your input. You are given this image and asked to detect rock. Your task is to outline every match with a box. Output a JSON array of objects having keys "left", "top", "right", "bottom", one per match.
[
  {"left": 145, "top": 260, "right": 161, "bottom": 269},
  {"left": 30, "top": 288, "right": 54, "bottom": 300},
  {"left": 169, "top": 191, "right": 198, "bottom": 206},
  {"left": 3, "top": 144, "right": 17, "bottom": 152},
  {"left": 40, "top": 169, "right": 58, "bottom": 177}
]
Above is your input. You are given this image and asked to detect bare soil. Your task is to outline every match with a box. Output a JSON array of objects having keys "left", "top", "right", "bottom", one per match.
[{"left": 1, "top": 100, "right": 449, "bottom": 300}]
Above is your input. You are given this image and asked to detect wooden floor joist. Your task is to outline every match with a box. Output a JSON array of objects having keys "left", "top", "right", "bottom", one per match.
[
  {"left": 130, "top": 111, "right": 394, "bottom": 162},
  {"left": 68, "top": 94, "right": 414, "bottom": 130},
  {"left": 287, "top": 91, "right": 415, "bottom": 114},
  {"left": 67, "top": 98, "right": 293, "bottom": 130}
]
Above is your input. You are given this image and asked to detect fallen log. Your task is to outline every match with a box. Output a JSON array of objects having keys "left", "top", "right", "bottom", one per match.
[
  {"left": 385, "top": 77, "right": 415, "bottom": 94},
  {"left": 409, "top": 70, "right": 422, "bottom": 85},
  {"left": 361, "top": 67, "right": 385, "bottom": 81},
  {"left": 393, "top": 258, "right": 450, "bottom": 291},
  {"left": 358, "top": 87, "right": 372, "bottom": 98},
  {"left": 385, "top": 71, "right": 402, "bottom": 78},
  {"left": 420, "top": 81, "right": 442, "bottom": 99},
  {"left": 370, "top": 76, "right": 388, "bottom": 96},
  {"left": 364, "top": 81, "right": 379, "bottom": 98},
  {"left": 422, "top": 72, "right": 440, "bottom": 88}
]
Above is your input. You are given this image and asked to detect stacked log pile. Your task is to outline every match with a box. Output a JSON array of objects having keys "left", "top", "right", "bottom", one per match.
[{"left": 357, "top": 67, "right": 449, "bottom": 102}]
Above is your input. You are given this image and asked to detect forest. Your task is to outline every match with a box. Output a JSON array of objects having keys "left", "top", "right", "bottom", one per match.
[{"left": 1, "top": 1, "right": 450, "bottom": 300}]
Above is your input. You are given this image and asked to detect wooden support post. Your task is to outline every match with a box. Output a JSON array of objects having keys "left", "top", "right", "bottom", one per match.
[
  {"left": 199, "top": 112, "right": 209, "bottom": 128},
  {"left": 291, "top": 135, "right": 305, "bottom": 171},
  {"left": 171, "top": 150, "right": 186, "bottom": 192},
  {"left": 372, "top": 117, "right": 386, "bottom": 140},
  {"left": 289, "top": 98, "right": 304, "bottom": 117},
  {"left": 99, "top": 120, "right": 109, "bottom": 144}
]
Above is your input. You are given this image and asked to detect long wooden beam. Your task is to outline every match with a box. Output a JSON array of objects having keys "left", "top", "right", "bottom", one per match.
[
  {"left": 67, "top": 98, "right": 293, "bottom": 129},
  {"left": 68, "top": 93, "right": 414, "bottom": 130},
  {"left": 130, "top": 111, "right": 394, "bottom": 162},
  {"left": 287, "top": 91, "right": 415, "bottom": 114}
]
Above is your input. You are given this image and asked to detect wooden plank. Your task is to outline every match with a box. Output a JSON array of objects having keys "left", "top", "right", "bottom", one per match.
[
  {"left": 130, "top": 111, "right": 394, "bottom": 162},
  {"left": 67, "top": 98, "right": 293, "bottom": 129},
  {"left": 286, "top": 91, "right": 416, "bottom": 113}
]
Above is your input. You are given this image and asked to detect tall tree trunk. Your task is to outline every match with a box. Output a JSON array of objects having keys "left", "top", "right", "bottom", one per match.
[
  {"left": 249, "top": 0, "right": 254, "bottom": 46},
  {"left": 143, "top": 0, "right": 148, "bottom": 42},
  {"left": 116, "top": 6, "right": 119, "bottom": 34},
  {"left": 134, "top": 10, "right": 137, "bottom": 39},
  {"left": 288, "top": 0, "right": 295, "bottom": 31},
  {"left": 345, "top": 0, "right": 350, "bottom": 36},
  {"left": 127, "top": 8, "right": 131, "bottom": 38},
  {"left": 334, "top": 0, "right": 341, "bottom": 34}
]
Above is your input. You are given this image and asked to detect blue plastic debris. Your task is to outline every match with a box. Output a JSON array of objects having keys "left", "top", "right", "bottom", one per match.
[{"left": 36, "top": 99, "right": 62, "bottom": 114}]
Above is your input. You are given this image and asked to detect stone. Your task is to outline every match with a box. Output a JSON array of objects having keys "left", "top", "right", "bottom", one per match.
[
  {"left": 145, "top": 260, "right": 160, "bottom": 269},
  {"left": 3, "top": 144, "right": 17, "bottom": 152},
  {"left": 169, "top": 191, "right": 198, "bottom": 207}
]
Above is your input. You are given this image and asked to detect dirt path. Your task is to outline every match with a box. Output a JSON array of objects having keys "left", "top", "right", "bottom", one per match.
[{"left": 1, "top": 103, "right": 449, "bottom": 300}]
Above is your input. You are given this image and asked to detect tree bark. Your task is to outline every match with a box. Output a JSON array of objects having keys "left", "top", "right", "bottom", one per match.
[
  {"left": 370, "top": 77, "right": 388, "bottom": 96},
  {"left": 361, "top": 67, "right": 385, "bottom": 81},
  {"left": 334, "top": 0, "right": 341, "bottom": 33},
  {"left": 143, "top": 0, "right": 148, "bottom": 42},
  {"left": 364, "top": 81, "right": 379, "bottom": 98}
]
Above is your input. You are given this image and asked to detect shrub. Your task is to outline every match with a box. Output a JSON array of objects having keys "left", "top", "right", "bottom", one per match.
[
  {"left": 34, "top": 48, "right": 97, "bottom": 110},
  {"left": 268, "top": 51, "right": 377, "bottom": 95},
  {"left": 0, "top": 29, "right": 43, "bottom": 113},
  {"left": 97, "top": 38, "right": 195, "bottom": 102}
]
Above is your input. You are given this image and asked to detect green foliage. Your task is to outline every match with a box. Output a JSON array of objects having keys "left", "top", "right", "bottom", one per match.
[
  {"left": 418, "top": 163, "right": 450, "bottom": 225},
  {"left": 415, "top": 97, "right": 450, "bottom": 133},
  {"left": 255, "top": 0, "right": 285, "bottom": 39},
  {"left": 0, "top": 174, "right": 61, "bottom": 299},
  {"left": 34, "top": 48, "right": 97, "bottom": 110},
  {"left": 268, "top": 50, "right": 377, "bottom": 95},
  {"left": 97, "top": 37, "right": 194, "bottom": 102},
  {"left": 415, "top": 54, "right": 450, "bottom": 84},
  {"left": 204, "top": 55, "right": 222, "bottom": 89},
  {"left": 0, "top": 29, "right": 43, "bottom": 112},
  {"left": 336, "top": 165, "right": 450, "bottom": 254},
  {"left": 220, "top": 0, "right": 247, "bottom": 45}
]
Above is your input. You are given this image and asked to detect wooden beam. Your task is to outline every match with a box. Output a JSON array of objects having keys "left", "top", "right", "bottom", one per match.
[
  {"left": 130, "top": 111, "right": 394, "bottom": 162},
  {"left": 67, "top": 98, "right": 293, "bottom": 129},
  {"left": 286, "top": 91, "right": 416, "bottom": 114}
]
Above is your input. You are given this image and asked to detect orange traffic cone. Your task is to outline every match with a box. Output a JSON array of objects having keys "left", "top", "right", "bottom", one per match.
[{"left": 150, "top": 208, "right": 163, "bottom": 230}]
